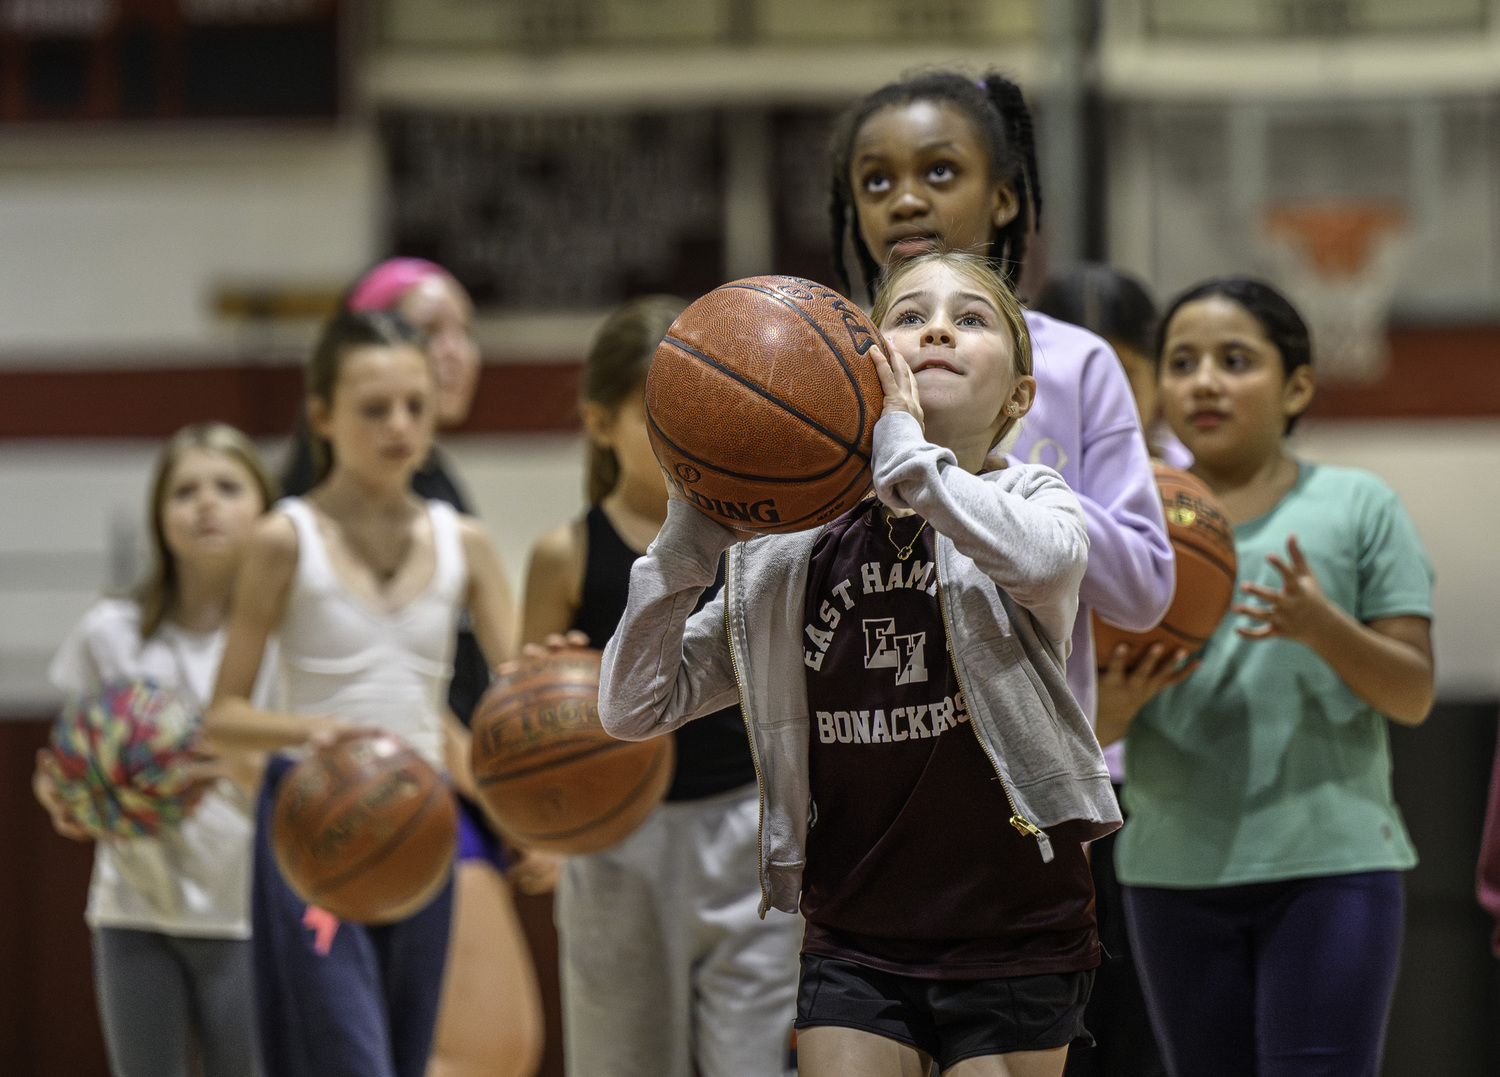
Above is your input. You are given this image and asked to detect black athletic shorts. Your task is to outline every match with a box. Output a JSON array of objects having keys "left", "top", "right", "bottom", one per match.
[{"left": 795, "top": 954, "right": 1095, "bottom": 1069}]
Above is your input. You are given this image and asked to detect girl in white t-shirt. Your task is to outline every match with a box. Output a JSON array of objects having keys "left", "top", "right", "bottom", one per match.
[
  {"left": 206, "top": 310, "right": 518, "bottom": 1077},
  {"left": 33, "top": 422, "right": 277, "bottom": 1077}
]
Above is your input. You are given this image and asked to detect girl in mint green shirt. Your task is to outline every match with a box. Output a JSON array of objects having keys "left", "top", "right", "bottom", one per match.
[{"left": 1111, "top": 278, "right": 1434, "bottom": 1077}]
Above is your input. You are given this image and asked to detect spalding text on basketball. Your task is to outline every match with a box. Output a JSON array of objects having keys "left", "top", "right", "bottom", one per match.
[
  {"left": 681, "top": 488, "right": 782, "bottom": 525},
  {"left": 1164, "top": 490, "right": 1231, "bottom": 541}
]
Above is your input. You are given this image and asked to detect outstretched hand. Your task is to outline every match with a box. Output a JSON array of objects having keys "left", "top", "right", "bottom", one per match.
[
  {"left": 1234, "top": 535, "right": 1335, "bottom": 644},
  {"left": 871, "top": 344, "right": 924, "bottom": 432}
]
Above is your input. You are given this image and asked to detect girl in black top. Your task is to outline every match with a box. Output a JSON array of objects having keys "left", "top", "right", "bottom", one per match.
[{"left": 522, "top": 296, "right": 800, "bottom": 1077}]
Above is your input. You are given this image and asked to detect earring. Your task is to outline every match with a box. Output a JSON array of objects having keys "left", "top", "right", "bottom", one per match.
[{"left": 1007, "top": 404, "right": 1018, "bottom": 415}]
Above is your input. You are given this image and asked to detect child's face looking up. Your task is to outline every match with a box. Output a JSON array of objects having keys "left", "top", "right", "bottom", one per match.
[
  {"left": 878, "top": 262, "right": 1034, "bottom": 456},
  {"left": 851, "top": 100, "right": 1018, "bottom": 271},
  {"left": 1158, "top": 296, "right": 1314, "bottom": 471}
]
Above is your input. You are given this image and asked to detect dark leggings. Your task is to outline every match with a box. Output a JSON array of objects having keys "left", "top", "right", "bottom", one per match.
[
  {"left": 1122, "top": 872, "right": 1403, "bottom": 1077},
  {"left": 93, "top": 928, "right": 259, "bottom": 1077},
  {"left": 1065, "top": 814, "right": 1165, "bottom": 1077}
]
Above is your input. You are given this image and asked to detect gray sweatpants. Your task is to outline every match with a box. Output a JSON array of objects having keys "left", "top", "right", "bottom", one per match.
[
  {"left": 556, "top": 784, "right": 803, "bottom": 1077},
  {"left": 93, "top": 927, "right": 260, "bottom": 1077}
]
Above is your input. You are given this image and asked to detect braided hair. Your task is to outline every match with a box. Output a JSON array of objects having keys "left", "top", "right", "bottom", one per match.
[{"left": 828, "top": 71, "right": 1042, "bottom": 302}]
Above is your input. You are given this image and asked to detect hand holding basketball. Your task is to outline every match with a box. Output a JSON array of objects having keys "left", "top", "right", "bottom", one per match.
[
  {"left": 33, "top": 750, "right": 92, "bottom": 841},
  {"left": 1094, "top": 643, "right": 1198, "bottom": 747},
  {"left": 520, "top": 630, "right": 591, "bottom": 659},
  {"left": 871, "top": 343, "right": 924, "bottom": 430},
  {"left": 1235, "top": 535, "right": 1335, "bottom": 643},
  {"left": 508, "top": 847, "right": 562, "bottom": 895},
  {"left": 304, "top": 714, "right": 359, "bottom": 750}
]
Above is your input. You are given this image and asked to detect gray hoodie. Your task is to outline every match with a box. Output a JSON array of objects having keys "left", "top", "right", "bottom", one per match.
[{"left": 600, "top": 412, "right": 1122, "bottom": 916}]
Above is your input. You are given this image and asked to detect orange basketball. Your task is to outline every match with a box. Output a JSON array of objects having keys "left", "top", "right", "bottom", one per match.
[
  {"left": 1094, "top": 465, "right": 1238, "bottom": 669},
  {"left": 470, "top": 647, "right": 674, "bottom": 855},
  {"left": 271, "top": 731, "right": 457, "bottom": 924},
  {"left": 646, "top": 275, "right": 885, "bottom": 534}
]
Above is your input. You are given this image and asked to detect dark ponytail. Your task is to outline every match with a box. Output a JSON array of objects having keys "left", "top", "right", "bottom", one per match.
[
  {"left": 581, "top": 296, "right": 687, "bottom": 505},
  {"left": 828, "top": 70, "right": 1042, "bottom": 301}
]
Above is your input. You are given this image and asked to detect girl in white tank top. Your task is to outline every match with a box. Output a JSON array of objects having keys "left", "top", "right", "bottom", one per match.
[
  {"left": 205, "top": 311, "right": 518, "bottom": 1077},
  {"left": 275, "top": 495, "right": 466, "bottom": 766}
]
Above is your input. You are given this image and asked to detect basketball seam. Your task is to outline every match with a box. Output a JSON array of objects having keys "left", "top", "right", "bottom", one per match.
[
  {"left": 644, "top": 408, "right": 861, "bottom": 485},
  {"left": 658, "top": 335, "right": 870, "bottom": 463},
  {"left": 475, "top": 738, "right": 633, "bottom": 784},
  {"left": 722, "top": 281, "right": 870, "bottom": 443},
  {"left": 298, "top": 777, "right": 452, "bottom": 901},
  {"left": 646, "top": 405, "right": 872, "bottom": 528},
  {"left": 1095, "top": 622, "right": 1207, "bottom": 665},
  {"left": 1170, "top": 536, "right": 1237, "bottom": 581},
  {"left": 498, "top": 742, "right": 672, "bottom": 843}
]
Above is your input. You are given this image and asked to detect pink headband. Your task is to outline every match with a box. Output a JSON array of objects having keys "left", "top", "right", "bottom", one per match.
[{"left": 346, "top": 257, "right": 447, "bottom": 313}]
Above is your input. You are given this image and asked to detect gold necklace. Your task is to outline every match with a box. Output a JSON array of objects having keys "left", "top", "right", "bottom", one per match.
[{"left": 886, "top": 513, "right": 927, "bottom": 561}]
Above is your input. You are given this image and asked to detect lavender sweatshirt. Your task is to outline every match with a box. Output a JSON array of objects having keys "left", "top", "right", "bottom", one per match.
[{"left": 1011, "top": 311, "right": 1174, "bottom": 747}]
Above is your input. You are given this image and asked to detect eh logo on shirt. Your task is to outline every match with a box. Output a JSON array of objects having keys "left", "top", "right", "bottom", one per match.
[{"left": 862, "top": 618, "right": 928, "bottom": 685}]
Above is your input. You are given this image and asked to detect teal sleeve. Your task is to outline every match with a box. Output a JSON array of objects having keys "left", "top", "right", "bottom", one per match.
[{"left": 1355, "top": 482, "right": 1434, "bottom": 622}]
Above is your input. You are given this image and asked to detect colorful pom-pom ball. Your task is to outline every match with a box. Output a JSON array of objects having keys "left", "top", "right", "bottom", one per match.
[{"left": 48, "top": 678, "right": 205, "bottom": 838}]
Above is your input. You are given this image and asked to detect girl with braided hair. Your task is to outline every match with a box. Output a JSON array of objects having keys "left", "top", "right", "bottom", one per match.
[
  {"left": 830, "top": 71, "right": 1173, "bottom": 728},
  {"left": 827, "top": 72, "right": 1175, "bottom": 1073}
]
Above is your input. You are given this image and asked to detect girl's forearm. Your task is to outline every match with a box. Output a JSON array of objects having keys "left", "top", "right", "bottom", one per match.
[
  {"left": 203, "top": 696, "right": 316, "bottom": 753},
  {"left": 1305, "top": 608, "right": 1434, "bottom": 726}
]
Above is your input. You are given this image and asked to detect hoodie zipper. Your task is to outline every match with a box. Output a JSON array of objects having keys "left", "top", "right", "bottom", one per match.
[
  {"left": 723, "top": 550, "right": 770, "bottom": 912},
  {"left": 935, "top": 562, "right": 1055, "bottom": 864}
]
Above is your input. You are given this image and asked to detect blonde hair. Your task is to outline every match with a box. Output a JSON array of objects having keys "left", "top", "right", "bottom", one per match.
[
  {"left": 134, "top": 423, "right": 277, "bottom": 639},
  {"left": 871, "top": 249, "right": 1033, "bottom": 380}
]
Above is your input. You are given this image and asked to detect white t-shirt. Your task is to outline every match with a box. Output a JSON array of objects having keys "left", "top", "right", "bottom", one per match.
[{"left": 48, "top": 599, "right": 274, "bottom": 939}]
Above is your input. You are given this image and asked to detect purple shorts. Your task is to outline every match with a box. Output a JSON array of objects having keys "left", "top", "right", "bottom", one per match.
[{"left": 456, "top": 796, "right": 508, "bottom": 872}]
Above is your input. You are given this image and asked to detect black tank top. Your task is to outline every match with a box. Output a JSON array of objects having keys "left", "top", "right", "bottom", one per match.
[{"left": 570, "top": 506, "right": 757, "bottom": 801}]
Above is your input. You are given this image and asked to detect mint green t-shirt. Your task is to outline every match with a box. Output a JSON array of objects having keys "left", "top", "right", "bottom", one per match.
[{"left": 1116, "top": 463, "right": 1433, "bottom": 888}]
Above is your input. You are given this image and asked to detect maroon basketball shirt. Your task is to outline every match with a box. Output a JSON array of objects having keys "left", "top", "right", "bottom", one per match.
[{"left": 800, "top": 499, "right": 1098, "bottom": 980}]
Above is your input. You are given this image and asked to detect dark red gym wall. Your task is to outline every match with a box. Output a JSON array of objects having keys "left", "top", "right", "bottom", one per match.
[{"left": 1, "top": 325, "right": 1499, "bottom": 441}]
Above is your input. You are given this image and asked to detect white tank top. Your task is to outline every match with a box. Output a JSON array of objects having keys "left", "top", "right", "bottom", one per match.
[{"left": 276, "top": 496, "right": 468, "bottom": 768}]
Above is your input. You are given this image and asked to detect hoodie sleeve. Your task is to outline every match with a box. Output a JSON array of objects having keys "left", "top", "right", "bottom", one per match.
[
  {"left": 872, "top": 412, "right": 1089, "bottom": 647},
  {"left": 598, "top": 499, "right": 744, "bottom": 742},
  {"left": 1072, "top": 343, "right": 1175, "bottom": 632}
]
